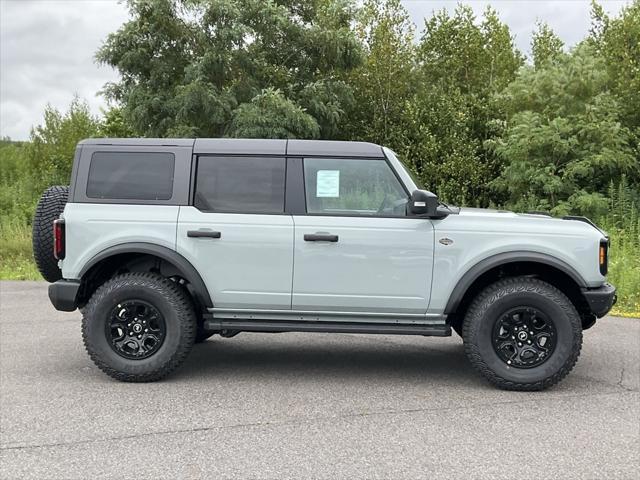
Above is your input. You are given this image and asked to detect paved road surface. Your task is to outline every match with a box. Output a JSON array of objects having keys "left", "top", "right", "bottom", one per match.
[{"left": 1, "top": 281, "right": 638, "bottom": 479}]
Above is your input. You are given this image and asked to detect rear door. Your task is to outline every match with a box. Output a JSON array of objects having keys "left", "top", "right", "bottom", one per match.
[
  {"left": 177, "top": 155, "right": 293, "bottom": 309},
  {"left": 292, "top": 157, "right": 435, "bottom": 314}
]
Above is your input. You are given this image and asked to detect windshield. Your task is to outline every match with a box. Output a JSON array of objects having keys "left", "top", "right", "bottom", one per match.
[{"left": 383, "top": 147, "right": 425, "bottom": 190}]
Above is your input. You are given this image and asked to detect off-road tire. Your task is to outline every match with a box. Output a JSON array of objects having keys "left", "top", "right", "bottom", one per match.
[
  {"left": 462, "top": 277, "right": 582, "bottom": 391},
  {"left": 82, "top": 273, "right": 197, "bottom": 382},
  {"left": 32, "top": 185, "right": 69, "bottom": 282}
]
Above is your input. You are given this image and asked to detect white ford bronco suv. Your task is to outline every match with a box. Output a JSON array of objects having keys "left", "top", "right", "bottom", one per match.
[{"left": 33, "top": 138, "right": 616, "bottom": 390}]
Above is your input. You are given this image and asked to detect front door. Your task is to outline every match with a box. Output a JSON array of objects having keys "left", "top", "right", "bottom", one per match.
[
  {"left": 292, "top": 157, "right": 434, "bottom": 314},
  {"left": 177, "top": 155, "right": 293, "bottom": 310}
]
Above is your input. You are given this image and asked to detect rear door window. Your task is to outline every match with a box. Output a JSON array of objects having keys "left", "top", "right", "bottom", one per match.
[
  {"left": 86, "top": 152, "right": 175, "bottom": 200},
  {"left": 194, "top": 156, "right": 286, "bottom": 213}
]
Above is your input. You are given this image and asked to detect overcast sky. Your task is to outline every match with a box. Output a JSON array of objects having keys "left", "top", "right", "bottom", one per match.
[{"left": 0, "top": 0, "right": 631, "bottom": 140}]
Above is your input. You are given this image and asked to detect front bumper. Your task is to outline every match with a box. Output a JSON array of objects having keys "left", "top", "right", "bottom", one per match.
[
  {"left": 48, "top": 280, "right": 80, "bottom": 311},
  {"left": 582, "top": 283, "right": 617, "bottom": 318}
]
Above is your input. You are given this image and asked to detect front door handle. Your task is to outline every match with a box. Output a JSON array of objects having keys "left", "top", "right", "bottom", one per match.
[
  {"left": 304, "top": 233, "right": 339, "bottom": 242},
  {"left": 187, "top": 230, "right": 221, "bottom": 239}
]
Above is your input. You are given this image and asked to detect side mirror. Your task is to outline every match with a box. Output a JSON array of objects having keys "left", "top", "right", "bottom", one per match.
[{"left": 409, "top": 189, "right": 439, "bottom": 217}]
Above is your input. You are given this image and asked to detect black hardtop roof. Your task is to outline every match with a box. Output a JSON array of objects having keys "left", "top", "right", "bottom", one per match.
[{"left": 78, "top": 138, "right": 385, "bottom": 158}]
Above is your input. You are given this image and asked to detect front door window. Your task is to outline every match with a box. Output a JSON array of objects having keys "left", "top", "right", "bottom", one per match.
[{"left": 303, "top": 158, "right": 408, "bottom": 217}]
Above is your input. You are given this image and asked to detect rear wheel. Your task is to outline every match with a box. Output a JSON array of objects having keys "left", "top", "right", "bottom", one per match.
[
  {"left": 82, "top": 273, "right": 196, "bottom": 382},
  {"left": 462, "top": 277, "right": 582, "bottom": 391}
]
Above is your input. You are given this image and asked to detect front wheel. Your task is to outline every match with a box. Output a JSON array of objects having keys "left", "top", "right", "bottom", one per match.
[
  {"left": 82, "top": 273, "right": 197, "bottom": 382},
  {"left": 462, "top": 277, "right": 582, "bottom": 391}
]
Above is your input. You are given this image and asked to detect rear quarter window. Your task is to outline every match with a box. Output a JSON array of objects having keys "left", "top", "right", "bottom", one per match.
[{"left": 86, "top": 152, "right": 175, "bottom": 200}]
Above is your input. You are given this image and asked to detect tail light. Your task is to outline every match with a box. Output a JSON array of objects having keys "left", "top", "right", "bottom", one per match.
[
  {"left": 53, "top": 219, "right": 65, "bottom": 260},
  {"left": 599, "top": 239, "right": 608, "bottom": 276}
]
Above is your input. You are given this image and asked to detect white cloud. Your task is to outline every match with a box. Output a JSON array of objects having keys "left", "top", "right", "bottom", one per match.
[
  {"left": 0, "top": 0, "right": 129, "bottom": 140},
  {"left": 0, "top": 0, "right": 632, "bottom": 140}
]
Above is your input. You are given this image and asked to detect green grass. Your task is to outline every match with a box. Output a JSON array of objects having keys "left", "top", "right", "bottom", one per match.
[
  {"left": 0, "top": 256, "right": 40, "bottom": 280},
  {"left": 0, "top": 219, "right": 41, "bottom": 280},
  {"left": 603, "top": 225, "right": 640, "bottom": 318}
]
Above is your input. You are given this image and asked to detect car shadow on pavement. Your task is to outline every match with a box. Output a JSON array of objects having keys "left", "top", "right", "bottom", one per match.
[{"left": 176, "top": 334, "right": 483, "bottom": 385}]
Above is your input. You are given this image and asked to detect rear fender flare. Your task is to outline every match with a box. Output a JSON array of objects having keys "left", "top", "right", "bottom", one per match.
[{"left": 79, "top": 242, "right": 213, "bottom": 308}]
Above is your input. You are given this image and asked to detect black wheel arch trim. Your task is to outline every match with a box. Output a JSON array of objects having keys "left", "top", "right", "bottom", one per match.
[
  {"left": 444, "top": 251, "right": 588, "bottom": 314},
  {"left": 79, "top": 242, "right": 213, "bottom": 308}
]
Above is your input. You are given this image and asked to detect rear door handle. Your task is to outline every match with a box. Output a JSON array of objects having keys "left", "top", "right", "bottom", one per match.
[
  {"left": 304, "top": 233, "right": 339, "bottom": 242},
  {"left": 187, "top": 230, "right": 221, "bottom": 239}
]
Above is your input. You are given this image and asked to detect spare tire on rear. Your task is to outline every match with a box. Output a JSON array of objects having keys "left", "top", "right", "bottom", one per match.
[{"left": 32, "top": 185, "right": 69, "bottom": 282}]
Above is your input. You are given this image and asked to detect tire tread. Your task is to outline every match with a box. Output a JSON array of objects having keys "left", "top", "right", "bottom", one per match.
[
  {"left": 32, "top": 185, "right": 69, "bottom": 282},
  {"left": 462, "top": 277, "right": 582, "bottom": 391}
]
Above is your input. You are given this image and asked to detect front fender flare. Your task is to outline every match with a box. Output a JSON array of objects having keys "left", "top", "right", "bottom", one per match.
[{"left": 443, "top": 251, "right": 588, "bottom": 314}]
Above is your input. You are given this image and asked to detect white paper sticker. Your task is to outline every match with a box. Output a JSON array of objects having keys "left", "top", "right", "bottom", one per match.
[{"left": 316, "top": 170, "right": 340, "bottom": 197}]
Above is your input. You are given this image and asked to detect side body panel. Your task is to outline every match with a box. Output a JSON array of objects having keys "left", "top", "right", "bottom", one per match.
[
  {"left": 291, "top": 215, "right": 435, "bottom": 314},
  {"left": 428, "top": 210, "right": 607, "bottom": 314},
  {"left": 61, "top": 203, "right": 179, "bottom": 279},
  {"left": 176, "top": 207, "right": 294, "bottom": 309}
]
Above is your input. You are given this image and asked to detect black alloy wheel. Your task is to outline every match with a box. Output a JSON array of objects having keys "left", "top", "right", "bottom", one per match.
[
  {"left": 492, "top": 307, "right": 557, "bottom": 368},
  {"left": 107, "top": 300, "right": 167, "bottom": 359}
]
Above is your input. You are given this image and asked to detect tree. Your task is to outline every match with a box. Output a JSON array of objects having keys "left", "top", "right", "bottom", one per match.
[
  {"left": 419, "top": 5, "right": 523, "bottom": 95},
  {"left": 28, "top": 98, "right": 100, "bottom": 191},
  {"left": 590, "top": 0, "right": 640, "bottom": 121},
  {"left": 398, "top": 86, "right": 482, "bottom": 205},
  {"left": 590, "top": 0, "right": 640, "bottom": 189},
  {"left": 97, "top": 106, "right": 136, "bottom": 137},
  {"left": 415, "top": 5, "right": 524, "bottom": 205},
  {"left": 531, "top": 21, "right": 564, "bottom": 69},
  {"left": 97, "top": 0, "right": 362, "bottom": 138},
  {"left": 228, "top": 88, "right": 320, "bottom": 138},
  {"left": 488, "top": 45, "right": 636, "bottom": 217},
  {"left": 346, "top": 0, "right": 416, "bottom": 145}
]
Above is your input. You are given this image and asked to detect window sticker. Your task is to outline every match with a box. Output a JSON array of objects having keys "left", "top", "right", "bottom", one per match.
[{"left": 316, "top": 170, "right": 340, "bottom": 197}]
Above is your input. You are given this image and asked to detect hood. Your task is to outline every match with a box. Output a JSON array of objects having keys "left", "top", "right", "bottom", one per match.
[{"left": 449, "top": 207, "right": 607, "bottom": 236}]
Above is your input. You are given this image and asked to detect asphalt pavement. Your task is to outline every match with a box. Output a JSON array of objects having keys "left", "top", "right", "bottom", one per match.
[{"left": 1, "top": 281, "right": 638, "bottom": 479}]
